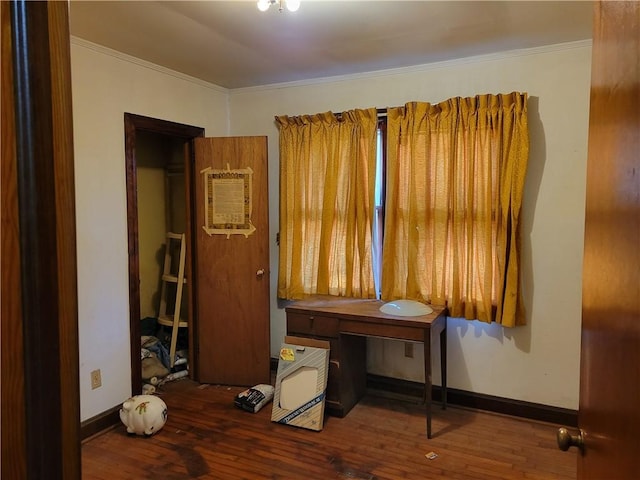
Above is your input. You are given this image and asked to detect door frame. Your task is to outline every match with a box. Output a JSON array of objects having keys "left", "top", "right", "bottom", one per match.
[
  {"left": 124, "top": 113, "right": 204, "bottom": 394},
  {"left": 2, "top": 2, "right": 80, "bottom": 477}
]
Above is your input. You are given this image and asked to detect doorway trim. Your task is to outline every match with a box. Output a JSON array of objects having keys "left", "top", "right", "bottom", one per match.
[{"left": 124, "top": 113, "right": 204, "bottom": 395}]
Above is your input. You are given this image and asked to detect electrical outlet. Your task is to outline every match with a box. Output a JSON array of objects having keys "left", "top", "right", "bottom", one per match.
[
  {"left": 90, "top": 369, "right": 102, "bottom": 390},
  {"left": 404, "top": 342, "right": 414, "bottom": 358}
]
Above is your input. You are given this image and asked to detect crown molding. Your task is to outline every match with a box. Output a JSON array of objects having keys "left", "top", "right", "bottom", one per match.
[
  {"left": 70, "top": 35, "right": 591, "bottom": 95},
  {"left": 70, "top": 36, "right": 229, "bottom": 94},
  {"left": 233, "top": 39, "right": 593, "bottom": 94}
]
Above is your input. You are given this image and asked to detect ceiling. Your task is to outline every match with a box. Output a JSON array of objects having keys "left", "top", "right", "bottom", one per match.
[{"left": 68, "top": 1, "right": 594, "bottom": 89}]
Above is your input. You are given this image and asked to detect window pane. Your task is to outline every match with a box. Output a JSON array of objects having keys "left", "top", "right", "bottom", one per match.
[{"left": 372, "top": 128, "right": 383, "bottom": 298}]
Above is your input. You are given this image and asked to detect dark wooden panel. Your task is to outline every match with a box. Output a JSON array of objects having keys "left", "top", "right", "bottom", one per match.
[
  {"left": 578, "top": 2, "right": 640, "bottom": 478},
  {"left": 194, "top": 136, "right": 271, "bottom": 386},
  {"left": 124, "top": 113, "right": 205, "bottom": 394},
  {"left": 287, "top": 313, "right": 340, "bottom": 337},
  {"left": 2, "top": 1, "right": 81, "bottom": 478},
  {"left": 339, "top": 320, "right": 425, "bottom": 341},
  {"left": 48, "top": 3, "right": 81, "bottom": 479},
  {"left": 80, "top": 407, "right": 121, "bottom": 442},
  {"left": 1, "top": 2, "right": 27, "bottom": 477},
  {"left": 367, "top": 374, "right": 579, "bottom": 427},
  {"left": 335, "top": 334, "right": 367, "bottom": 417}
]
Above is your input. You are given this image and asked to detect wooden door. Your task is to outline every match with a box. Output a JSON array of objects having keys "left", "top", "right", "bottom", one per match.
[
  {"left": 575, "top": 2, "right": 639, "bottom": 477},
  {"left": 194, "top": 137, "right": 271, "bottom": 386}
]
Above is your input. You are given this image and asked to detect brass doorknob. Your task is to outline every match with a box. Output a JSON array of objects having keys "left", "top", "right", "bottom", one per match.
[
  {"left": 557, "top": 427, "right": 585, "bottom": 451},
  {"left": 256, "top": 269, "right": 265, "bottom": 277}
]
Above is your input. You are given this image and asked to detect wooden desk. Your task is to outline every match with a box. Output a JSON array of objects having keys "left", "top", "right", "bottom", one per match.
[{"left": 285, "top": 295, "right": 448, "bottom": 438}]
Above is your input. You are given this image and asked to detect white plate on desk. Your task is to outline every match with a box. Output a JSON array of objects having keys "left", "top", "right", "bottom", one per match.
[{"left": 379, "top": 299, "right": 433, "bottom": 316}]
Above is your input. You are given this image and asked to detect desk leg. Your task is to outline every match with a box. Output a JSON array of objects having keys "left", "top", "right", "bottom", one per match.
[
  {"left": 440, "top": 317, "right": 447, "bottom": 410},
  {"left": 424, "top": 329, "right": 432, "bottom": 439}
]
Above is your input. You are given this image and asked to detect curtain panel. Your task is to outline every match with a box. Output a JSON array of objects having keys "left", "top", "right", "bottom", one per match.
[
  {"left": 276, "top": 109, "right": 378, "bottom": 299},
  {"left": 381, "top": 93, "right": 529, "bottom": 327}
]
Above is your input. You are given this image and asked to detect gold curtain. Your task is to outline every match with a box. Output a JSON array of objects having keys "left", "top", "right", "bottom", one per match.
[
  {"left": 382, "top": 93, "right": 529, "bottom": 326},
  {"left": 277, "top": 108, "right": 378, "bottom": 299}
]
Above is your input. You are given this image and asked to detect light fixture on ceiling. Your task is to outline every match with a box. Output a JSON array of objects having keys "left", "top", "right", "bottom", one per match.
[{"left": 257, "top": 0, "right": 300, "bottom": 13}]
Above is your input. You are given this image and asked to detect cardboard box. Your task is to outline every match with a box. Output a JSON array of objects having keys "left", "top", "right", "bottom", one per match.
[{"left": 271, "top": 336, "right": 330, "bottom": 431}]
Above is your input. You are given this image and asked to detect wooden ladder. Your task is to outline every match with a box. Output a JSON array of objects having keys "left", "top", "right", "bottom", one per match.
[{"left": 157, "top": 232, "right": 188, "bottom": 368}]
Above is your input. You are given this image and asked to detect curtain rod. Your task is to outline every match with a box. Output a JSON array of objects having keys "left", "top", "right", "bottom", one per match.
[{"left": 335, "top": 108, "right": 388, "bottom": 120}]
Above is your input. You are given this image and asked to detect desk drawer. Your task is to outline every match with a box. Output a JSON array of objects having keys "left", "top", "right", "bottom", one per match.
[{"left": 287, "top": 313, "right": 339, "bottom": 338}]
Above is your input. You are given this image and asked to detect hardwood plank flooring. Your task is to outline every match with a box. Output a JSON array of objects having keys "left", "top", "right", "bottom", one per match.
[{"left": 82, "top": 380, "right": 575, "bottom": 479}]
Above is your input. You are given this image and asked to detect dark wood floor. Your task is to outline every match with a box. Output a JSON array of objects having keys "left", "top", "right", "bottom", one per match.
[{"left": 82, "top": 379, "right": 576, "bottom": 479}]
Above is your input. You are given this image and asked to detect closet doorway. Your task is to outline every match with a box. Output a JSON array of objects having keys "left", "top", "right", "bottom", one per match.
[{"left": 124, "top": 113, "right": 204, "bottom": 395}]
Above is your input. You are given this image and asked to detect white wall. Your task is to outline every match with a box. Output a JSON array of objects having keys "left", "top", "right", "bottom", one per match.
[
  {"left": 71, "top": 38, "right": 590, "bottom": 421},
  {"left": 71, "top": 38, "right": 229, "bottom": 421},
  {"left": 228, "top": 42, "right": 592, "bottom": 410}
]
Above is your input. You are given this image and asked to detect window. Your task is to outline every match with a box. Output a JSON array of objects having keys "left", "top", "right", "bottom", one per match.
[
  {"left": 278, "top": 93, "right": 529, "bottom": 326},
  {"left": 372, "top": 124, "right": 385, "bottom": 298}
]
